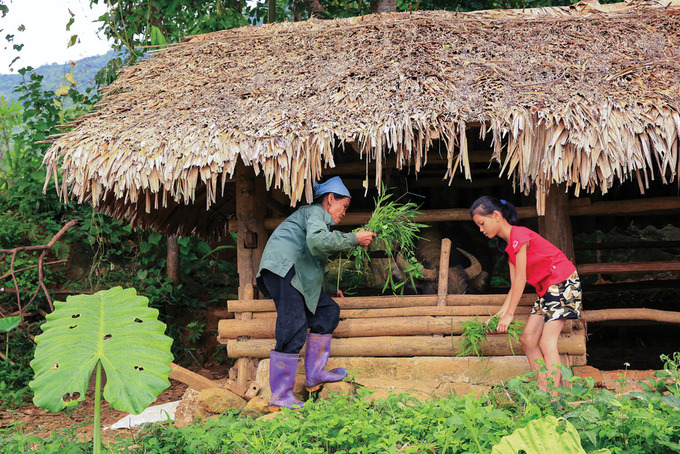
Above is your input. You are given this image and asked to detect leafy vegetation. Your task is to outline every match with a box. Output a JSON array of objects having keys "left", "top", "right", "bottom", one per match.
[
  {"left": 459, "top": 315, "right": 525, "bottom": 358},
  {"left": 344, "top": 188, "right": 427, "bottom": 294},
  {"left": 2, "top": 356, "right": 680, "bottom": 453},
  {"left": 30, "top": 287, "right": 173, "bottom": 454},
  {"left": 0, "top": 44, "right": 238, "bottom": 411}
]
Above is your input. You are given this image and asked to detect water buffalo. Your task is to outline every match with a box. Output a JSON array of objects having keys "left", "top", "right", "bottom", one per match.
[{"left": 368, "top": 226, "right": 490, "bottom": 294}]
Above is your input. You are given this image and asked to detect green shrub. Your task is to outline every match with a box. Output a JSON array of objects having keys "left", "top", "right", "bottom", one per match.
[{"left": 3, "top": 352, "right": 680, "bottom": 453}]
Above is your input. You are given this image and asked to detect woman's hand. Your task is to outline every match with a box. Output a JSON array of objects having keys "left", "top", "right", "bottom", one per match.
[
  {"left": 494, "top": 312, "right": 515, "bottom": 334},
  {"left": 337, "top": 289, "right": 345, "bottom": 298},
  {"left": 356, "top": 229, "right": 376, "bottom": 247}
]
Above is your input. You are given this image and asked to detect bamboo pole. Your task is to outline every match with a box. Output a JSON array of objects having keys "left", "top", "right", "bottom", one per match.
[
  {"left": 235, "top": 283, "right": 255, "bottom": 388},
  {"left": 584, "top": 308, "right": 680, "bottom": 325},
  {"left": 227, "top": 293, "right": 536, "bottom": 312},
  {"left": 218, "top": 314, "right": 573, "bottom": 340},
  {"left": 225, "top": 332, "right": 586, "bottom": 358},
  {"left": 251, "top": 304, "right": 533, "bottom": 319},
  {"left": 227, "top": 197, "right": 680, "bottom": 232},
  {"left": 576, "top": 261, "right": 680, "bottom": 275},
  {"left": 437, "top": 239, "right": 452, "bottom": 306}
]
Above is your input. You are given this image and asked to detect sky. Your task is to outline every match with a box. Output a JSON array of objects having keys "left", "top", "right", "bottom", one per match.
[{"left": 0, "top": 0, "right": 113, "bottom": 74}]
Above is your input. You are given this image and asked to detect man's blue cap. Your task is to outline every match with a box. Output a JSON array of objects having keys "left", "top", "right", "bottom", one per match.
[{"left": 313, "top": 176, "right": 351, "bottom": 199}]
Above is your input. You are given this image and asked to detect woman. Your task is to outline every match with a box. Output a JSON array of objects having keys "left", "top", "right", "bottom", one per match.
[
  {"left": 256, "top": 176, "right": 375, "bottom": 410},
  {"left": 470, "top": 196, "right": 582, "bottom": 392}
]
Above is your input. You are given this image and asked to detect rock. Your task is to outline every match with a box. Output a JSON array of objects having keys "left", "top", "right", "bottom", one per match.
[
  {"left": 198, "top": 388, "right": 246, "bottom": 414},
  {"left": 317, "top": 381, "right": 356, "bottom": 400},
  {"left": 257, "top": 412, "right": 282, "bottom": 422},
  {"left": 241, "top": 396, "right": 270, "bottom": 419},
  {"left": 360, "top": 388, "right": 434, "bottom": 405},
  {"left": 175, "top": 388, "right": 208, "bottom": 427},
  {"left": 573, "top": 365, "right": 603, "bottom": 386},
  {"left": 433, "top": 382, "right": 490, "bottom": 398}
]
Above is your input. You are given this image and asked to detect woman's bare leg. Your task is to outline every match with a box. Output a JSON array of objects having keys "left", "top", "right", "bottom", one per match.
[
  {"left": 520, "top": 314, "right": 547, "bottom": 389},
  {"left": 539, "top": 318, "right": 567, "bottom": 393}
]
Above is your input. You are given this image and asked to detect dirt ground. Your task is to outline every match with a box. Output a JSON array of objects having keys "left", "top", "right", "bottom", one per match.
[{"left": 0, "top": 374, "right": 190, "bottom": 444}]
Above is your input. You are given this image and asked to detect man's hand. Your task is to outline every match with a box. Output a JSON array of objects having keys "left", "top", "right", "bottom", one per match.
[{"left": 356, "top": 229, "right": 376, "bottom": 247}]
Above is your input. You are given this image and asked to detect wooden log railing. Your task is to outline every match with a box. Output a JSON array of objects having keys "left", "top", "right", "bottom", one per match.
[
  {"left": 219, "top": 314, "right": 574, "bottom": 340},
  {"left": 227, "top": 196, "right": 680, "bottom": 232},
  {"left": 224, "top": 333, "right": 586, "bottom": 359},
  {"left": 221, "top": 292, "right": 586, "bottom": 364},
  {"left": 576, "top": 261, "right": 680, "bottom": 275}
]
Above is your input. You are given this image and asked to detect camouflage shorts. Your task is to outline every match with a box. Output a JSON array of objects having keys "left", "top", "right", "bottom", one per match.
[{"left": 532, "top": 271, "right": 582, "bottom": 322}]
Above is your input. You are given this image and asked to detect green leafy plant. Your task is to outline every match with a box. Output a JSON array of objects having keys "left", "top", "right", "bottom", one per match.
[
  {"left": 491, "top": 415, "right": 612, "bottom": 454},
  {"left": 344, "top": 187, "right": 427, "bottom": 294},
  {"left": 458, "top": 315, "right": 525, "bottom": 358},
  {"left": 0, "top": 315, "right": 20, "bottom": 361},
  {"left": 29, "top": 287, "right": 174, "bottom": 454}
]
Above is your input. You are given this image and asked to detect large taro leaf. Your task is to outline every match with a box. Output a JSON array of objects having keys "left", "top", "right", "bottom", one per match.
[
  {"left": 0, "top": 316, "right": 21, "bottom": 333},
  {"left": 491, "top": 415, "right": 612, "bottom": 454},
  {"left": 29, "top": 287, "right": 173, "bottom": 414}
]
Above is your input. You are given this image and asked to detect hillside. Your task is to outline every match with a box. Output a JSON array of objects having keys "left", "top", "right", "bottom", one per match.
[{"left": 0, "top": 51, "right": 115, "bottom": 103}]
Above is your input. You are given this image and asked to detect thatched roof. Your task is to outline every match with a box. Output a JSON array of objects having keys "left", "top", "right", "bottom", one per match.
[{"left": 44, "top": 0, "right": 680, "bottom": 238}]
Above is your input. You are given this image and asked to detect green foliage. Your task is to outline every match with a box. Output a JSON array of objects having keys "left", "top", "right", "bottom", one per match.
[
  {"left": 0, "top": 327, "right": 37, "bottom": 409},
  {"left": 345, "top": 187, "right": 427, "bottom": 294},
  {"left": 6, "top": 352, "right": 680, "bottom": 452},
  {"left": 459, "top": 315, "right": 525, "bottom": 358},
  {"left": 30, "top": 287, "right": 173, "bottom": 414},
  {"left": 0, "top": 315, "right": 20, "bottom": 362},
  {"left": 91, "top": 1, "right": 247, "bottom": 52},
  {"left": 492, "top": 415, "right": 611, "bottom": 454}
]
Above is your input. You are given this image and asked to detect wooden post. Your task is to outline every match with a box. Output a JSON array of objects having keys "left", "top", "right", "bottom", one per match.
[
  {"left": 436, "top": 238, "right": 452, "bottom": 306},
  {"left": 235, "top": 161, "right": 267, "bottom": 299},
  {"left": 235, "top": 161, "right": 267, "bottom": 388},
  {"left": 236, "top": 283, "right": 255, "bottom": 388},
  {"left": 167, "top": 235, "right": 179, "bottom": 285},
  {"left": 537, "top": 184, "right": 575, "bottom": 263}
]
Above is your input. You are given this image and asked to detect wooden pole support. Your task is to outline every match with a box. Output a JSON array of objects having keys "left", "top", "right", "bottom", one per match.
[
  {"left": 228, "top": 294, "right": 537, "bottom": 312},
  {"left": 168, "top": 362, "right": 252, "bottom": 399},
  {"left": 250, "top": 304, "right": 533, "bottom": 319},
  {"left": 437, "top": 238, "right": 452, "bottom": 306},
  {"left": 226, "top": 332, "right": 586, "bottom": 358},
  {"left": 583, "top": 308, "right": 680, "bottom": 325},
  {"left": 218, "top": 314, "right": 573, "bottom": 341}
]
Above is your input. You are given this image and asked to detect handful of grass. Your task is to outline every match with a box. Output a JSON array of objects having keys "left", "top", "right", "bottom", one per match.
[
  {"left": 458, "top": 315, "right": 525, "bottom": 358},
  {"left": 344, "top": 187, "right": 428, "bottom": 294}
]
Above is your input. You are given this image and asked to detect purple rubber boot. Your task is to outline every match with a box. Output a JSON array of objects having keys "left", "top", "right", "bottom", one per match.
[
  {"left": 304, "top": 333, "right": 347, "bottom": 392},
  {"left": 268, "top": 350, "right": 304, "bottom": 411}
]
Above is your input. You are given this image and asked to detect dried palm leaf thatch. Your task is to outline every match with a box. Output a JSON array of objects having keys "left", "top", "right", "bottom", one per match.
[{"left": 43, "top": 0, "right": 680, "bottom": 238}]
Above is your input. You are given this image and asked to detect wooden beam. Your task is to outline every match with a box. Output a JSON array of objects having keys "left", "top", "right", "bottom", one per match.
[
  {"left": 168, "top": 362, "right": 248, "bottom": 399},
  {"left": 235, "top": 162, "right": 268, "bottom": 299},
  {"left": 225, "top": 332, "right": 586, "bottom": 358},
  {"left": 437, "top": 238, "right": 452, "bottom": 306},
  {"left": 227, "top": 196, "right": 680, "bottom": 232},
  {"left": 584, "top": 308, "right": 680, "bottom": 324},
  {"left": 259, "top": 206, "right": 539, "bottom": 231},
  {"left": 567, "top": 197, "right": 680, "bottom": 217},
  {"left": 576, "top": 261, "right": 680, "bottom": 275},
  {"left": 227, "top": 293, "right": 537, "bottom": 312},
  {"left": 250, "top": 305, "right": 534, "bottom": 319},
  {"left": 218, "top": 314, "right": 572, "bottom": 340},
  {"left": 538, "top": 184, "right": 575, "bottom": 263},
  {"left": 167, "top": 235, "right": 179, "bottom": 284}
]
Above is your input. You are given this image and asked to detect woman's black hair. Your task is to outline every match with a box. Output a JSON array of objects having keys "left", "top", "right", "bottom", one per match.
[
  {"left": 313, "top": 192, "right": 349, "bottom": 205},
  {"left": 469, "top": 196, "right": 520, "bottom": 252},
  {"left": 469, "top": 196, "right": 520, "bottom": 225}
]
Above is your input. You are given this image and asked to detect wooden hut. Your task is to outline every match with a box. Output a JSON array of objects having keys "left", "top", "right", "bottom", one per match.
[{"left": 43, "top": 0, "right": 680, "bottom": 387}]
